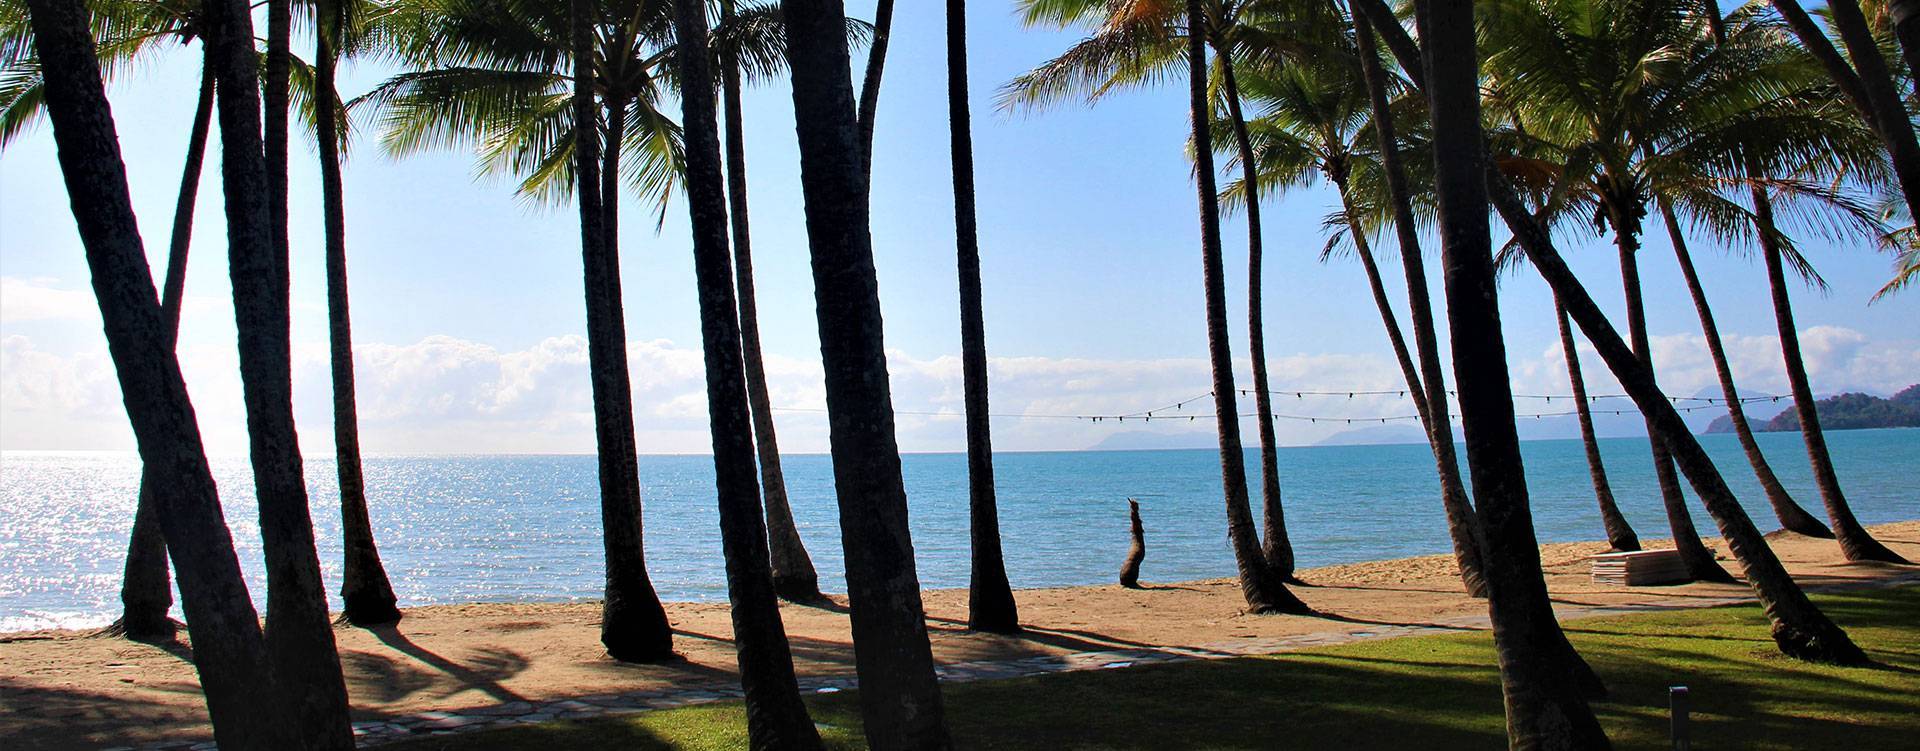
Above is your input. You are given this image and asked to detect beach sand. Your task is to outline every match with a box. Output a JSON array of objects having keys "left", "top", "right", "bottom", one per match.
[{"left": 4, "top": 520, "right": 1916, "bottom": 748}]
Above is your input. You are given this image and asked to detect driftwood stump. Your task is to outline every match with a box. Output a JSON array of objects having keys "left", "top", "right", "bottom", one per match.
[{"left": 1119, "top": 498, "right": 1145, "bottom": 588}]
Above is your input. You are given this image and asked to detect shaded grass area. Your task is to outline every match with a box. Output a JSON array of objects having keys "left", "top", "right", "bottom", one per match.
[{"left": 387, "top": 585, "right": 1920, "bottom": 750}]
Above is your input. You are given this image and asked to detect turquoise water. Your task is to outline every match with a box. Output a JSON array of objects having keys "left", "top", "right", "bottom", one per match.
[{"left": 1, "top": 429, "right": 1913, "bottom": 631}]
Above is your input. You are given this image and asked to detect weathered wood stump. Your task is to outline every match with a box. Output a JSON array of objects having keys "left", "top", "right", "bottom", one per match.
[{"left": 1120, "top": 498, "right": 1145, "bottom": 589}]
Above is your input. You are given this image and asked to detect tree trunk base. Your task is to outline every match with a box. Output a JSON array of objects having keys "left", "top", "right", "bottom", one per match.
[
  {"left": 967, "top": 615, "right": 1021, "bottom": 634},
  {"left": 1775, "top": 506, "right": 1835, "bottom": 539},
  {"left": 1246, "top": 586, "right": 1315, "bottom": 616},
  {"left": 341, "top": 591, "right": 402, "bottom": 627},
  {"left": 1840, "top": 538, "right": 1912, "bottom": 565},
  {"left": 1771, "top": 621, "right": 1869, "bottom": 666},
  {"left": 97, "top": 615, "right": 181, "bottom": 643},
  {"left": 772, "top": 573, "right": 826, "bottom": 605}
]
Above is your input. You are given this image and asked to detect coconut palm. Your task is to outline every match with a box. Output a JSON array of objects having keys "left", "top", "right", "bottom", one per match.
[
  {"left": 665, "top": 0, "right": 823, "bottom": 744},
  {"left": 1554, "top": 298, "right": 1642, "bottom": 551},
  {"left": 1770, "top": 0, "right": 1920, "bottom": 225},
  {"left": 1003, "top": 0, "right": 1316, "bottom": 594},
  {"left": 781, "top": 0, "right": 954, "bottom": 746},
  {"left": 1870, "top": 192, "right": 1920, "bottom": 300},
  {"left": 24, "top": 0, "right": 285, "bottom": 745},
  {"left": 947, "top": 0, "right": 1020, "bottom": 633}
]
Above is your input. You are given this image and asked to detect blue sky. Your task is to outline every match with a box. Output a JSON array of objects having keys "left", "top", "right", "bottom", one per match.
[{"left": 2, "top": 5, "right": 1915, "bottom": 455}]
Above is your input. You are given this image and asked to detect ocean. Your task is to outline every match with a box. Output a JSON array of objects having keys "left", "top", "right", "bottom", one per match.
[{"left": 2, "top": 429, "right": 1913, "bottom": 632}]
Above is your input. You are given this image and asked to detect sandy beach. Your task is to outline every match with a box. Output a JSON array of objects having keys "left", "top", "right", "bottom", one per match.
[{"left": 4, "top": 520, "right": 1916, "bottom": 749}]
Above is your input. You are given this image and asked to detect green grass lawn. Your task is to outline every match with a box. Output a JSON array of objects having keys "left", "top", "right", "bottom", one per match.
[{"left": 386, "top": 585, "right": 1920, "bottom": 750}]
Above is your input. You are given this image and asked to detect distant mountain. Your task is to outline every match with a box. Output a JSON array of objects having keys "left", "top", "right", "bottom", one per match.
[
  {"left": 1085, "top": 430, "right": 1219, "bottom": 451},
  {"left": 1313, "top": 424, "right": 1434, "bottom": 446},
  {"left": 1705, "top": 384, "right": 1920, "bottom": 433}
]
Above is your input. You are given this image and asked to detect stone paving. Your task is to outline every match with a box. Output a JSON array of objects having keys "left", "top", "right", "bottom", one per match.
[{"left": 103, "top": 569, "right": 1920, "bottom": 751}]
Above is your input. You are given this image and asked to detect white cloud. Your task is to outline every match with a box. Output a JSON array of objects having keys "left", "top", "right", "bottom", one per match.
[{"left": 0, "top": 277, "right": 99, "bottom": 323}]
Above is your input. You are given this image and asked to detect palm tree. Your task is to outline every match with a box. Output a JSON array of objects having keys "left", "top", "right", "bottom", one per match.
[
  {"left": 1409, "top": 0, "right": 1608, "bottom": 743},
  {"left": 780, "top": 0, "right": 953, "bottom": 746},
  {"left": 665, "top": 1, "right": 823, "bottom": 745},
  {"left": 315, "top": 0, "right": 403, "bottom": 627},
  {"left": 717, "top": 0, "right": 825, "bottom": 604},
  {"left": 1770, "top": 0, "right": 1920, "bottom": 225},
  {"left": 1003, "top": 0, "right": 1316, "bottom": 594},
  {"left": 1870, "top": 192, "right": 1920, "bottom": 300},
  {"left": 855, "top": 0, "right": 891, "bottom": 177},
  {"left": 946, "top": 0, "right": 1020, "bottom": 633},
  {"left": 25, "top": 0, "right": 282, "bottom": 745},
  {"left": 1554, "top": 299, "right": 1642, "bottom": 551},
  {"left": 217, "top": 0, "right": 356, "bottom": 743}
]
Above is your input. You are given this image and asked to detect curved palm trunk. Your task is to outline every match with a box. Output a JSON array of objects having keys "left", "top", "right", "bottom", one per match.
[
  {"left": 720, "top": 0, "right": 822, "bottom": 604},
  {"left": 571, "top": 23, "right": 674, "bottom": 663},
  {"left": 949, "top": 0, "right": 1020, "bottom": 633},
  {"left": 1753, "top": 191, "right": 1908, "bottom": 563},
  {"left": 28, "top": 2, "right": 279, "bottom": 744},
  {"left": 1771, "top": 0, "right": 1920, "bottom": 225},
  {"left": 1890, "top": 0, "right": 1920, "bottom": 84},
  {"left": 1414, "top": 1, "right": 1610, "bottom": 743},
  {"left": 670, "top": 4, "right": 825, "bottom": 745},
  {"left": 1489, "top": 170, "right": 1869, "bottom": 665},
  {"left": 1655, "top": 199, "right": 1830, "bottom": 538},
  {"left": 317, "top": 2, "right": 402, "bottom": 627},
  {"left": 226, "top": 1, "right": 356, "bottom": 746},
  {"left": 1554, "top": 299, "right": 1639, "bottom": 551},
  {"left": 1609, "top": 202, "right": 1732, "bottom": 583},
  {"left": 855, "top": 0, "right": 894, "bottom": 178},
  {"left": 1217, "top": 45, "right": 1295, "bottom": 583},
  {"left": 1350, "top": 16, "right": 1488, "bottom": 598},
  {"left": 117, "top": 53, "right": 216, "bottom": 642},
  {"left": 781, "top": 2, "right": 953, "bottom": 746},
  {"left": 1186, "top": 0, "right": 1307, "bottom": 616}
]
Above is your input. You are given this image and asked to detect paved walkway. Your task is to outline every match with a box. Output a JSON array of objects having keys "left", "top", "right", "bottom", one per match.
[{"left": 109, "top": 570, "right": 1920, "bottom": 751}]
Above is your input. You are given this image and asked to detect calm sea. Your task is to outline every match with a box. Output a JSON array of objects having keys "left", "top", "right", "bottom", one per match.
[{"left": 2, "top": 429, "right": 1913, "bottom": 631}]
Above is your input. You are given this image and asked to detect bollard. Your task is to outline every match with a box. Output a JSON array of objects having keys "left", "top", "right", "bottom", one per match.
[{"left": 1670, "top": 685, "right": 1691, "bottom": 751}]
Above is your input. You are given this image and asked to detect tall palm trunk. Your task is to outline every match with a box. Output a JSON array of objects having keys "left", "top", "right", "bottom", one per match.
[
  {"left": 224, "top": 0, "right": 355, "bottom": 746},
  {"left": 1753, "top": 191, "right": 1909, "bottom": 563},
  {"left": 855, "top": 0, "right": 894, "bottom": 178},
  {"left": 1488, "top": 171, "right": 1869, "bottom": 666},
  {"left": 1349, "top": 15, "right": 1488, "bottom": 597},
  {"left": 1889, "top": 0, "right": 1920, "bottom": 83},
  {"left": 117, "top": 52, "right": 216, "bottom": 642},
  {"left": 1331, "top": 174, "right": 1434, "bottom": 461},
  {"left": 1554, "top": 299, "right": 1639, "bottom": 551},
  {"left": 1655, "top": 199, "right": 1831, "bottom": 538},
  {"left": 780, "top": 2, "right": 953, "bottom": 747},
  {"left": 317, "top": 0, "right": 402, "bottom": 627},
  {"left": 719, "top": 0, "right": 822, "bottom": 605},
  {"left": 670, "top": 4, "right": 825, "bottom": 746},
  {"left": 570, "top": 12, "right": 675, "bottom": 664},
  {"left": 29, "top": 1, "right": 278, "bottom": 744},
  {"left": 949, "top": 0, "right": 1020, "bottom": 633},
  {"left": 1771, "top": 0, "right": 1920, "bottom": 224},
  {"left": 1414, "top": 2, "right": 1610, "bottom": 745},
  {"left": 1185, "top": 0, "right": 1307, "bottom": 616},
  {"left": 1217, "top": 41, "right": 1295, "bottom": 583},
  {"left": 1608, "top": 199, "right": 1732, "bottom": 583}
]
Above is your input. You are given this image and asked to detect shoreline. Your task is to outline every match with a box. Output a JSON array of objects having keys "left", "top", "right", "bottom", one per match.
[{"left": 4, "top": 520, "right": 1916, "bottom": 749}]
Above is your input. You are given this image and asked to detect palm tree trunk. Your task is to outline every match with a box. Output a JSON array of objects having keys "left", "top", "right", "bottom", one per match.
[
  {"left": 318, "top": 0, "right": 402, "bottom": 626},
  {"left": 1349, "top": 15, "right": 1487, "bottom": 598},
  {"left": 1414, "top": 2, "right": 1611, "bottom": 744},
  {"left": 720, "top": 0, "right": 822, "bottom": 604},
  {"left": 221, "top": 0, "right": 355, "bottom": 746},
  {"left": 1554, "top": 299, "right": 1640, "bottom": 551},
  {"left": 780, "top": 2, "right": 953, "bottom": 747},
  {"left": 1185, "top": 0, "right": 1307, "bottom": 616},
  {"left": 1655, "top": 199, "right": 1831, "bottom": 538},
  {"left": 1753, "top": 190, "right": 1909, "bottom": 563},
  {"left": 570, "top": 11, "right": 675, "bottom": 664},
  {"left": 1332, "top": 177, "right": 1431, "bottom": 448},
  {"left": 1217, "top": 45, "right": 1295, "bottom": 584},
  {"left": 1889, "top": 0, "right": 1920, "bottom": 84},
  {"left": 116, "top": 53, "right": 216, "bottom": 643},
  {"left": 1771, "top": 0, "right": 1920, "bottom": 225},
  {"left": 1489, "top": 169, "right": 1869, "bottom": 665},
  {"left": 949, "top": 0, "right": 1020, "bottom": 634},
  {"left": 855, "top": 0, "right": 894, "bottom": 178},
  {"left": 670, "top": 4, "right": 825, "bottom": 746},
  {"left": 1609, "top": 202, "right": 1732, "bottom": 583},
  {"left": 27, "top": 3, "right": 278, "bottom": 745}
]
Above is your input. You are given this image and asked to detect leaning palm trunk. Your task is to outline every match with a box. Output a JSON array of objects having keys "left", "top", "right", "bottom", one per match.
[
  {"left": 1349, "top": 15, "right": 1487, "bottom": 597},
  {"left": 1216, "top": 45, "right": 1295, "bottom": 583},
  {"left": 1752, "top": 188, "right": 1909, "bottom": 563},
  {"left": 1655, "top": 199, "right": 1831, "bottom": 539},
  {"left": 670, "top": 3, "right": 825, "bottom": 745},
  {"left": 116, "top": 51, "right": 216, "bottom": 642},
  {"left": 567, "top": 4, "right": 674, "bottom": 664},
  {"left": 28, "top": 2, "right": 280, "bottom": 744},
  {"left": 1609, "top": 205, "right": 1731, "bottom": 583},
  {"left": 1770, "top": 0, "right": 1920, "bottom": 225},
  {"left": 219, "top": 0, "right": 355, "bottom": 745},
  {"left": 781, "top": 1, "right": 953, "bottom": 746},
  {"left": 318, "top": 0, "right": 402, "bottom": 627},
  {"left": 1186, "top": 0, "right": 1307, "bottom": 616},
  {"left": 949, "top": 0, "right": 1020, "bottom": 633},
  {"left": 855, "top": 0, "right": 894, "bottom": 178},
  {"left": 1488, "top": 172, "right": 1869, "bottom": 665},
  {"left": 1890, "top": 0, "right": 1920, "bottom": 85},
  {"left": 1413, "top": 1, "right": 1610, "bottom": 743},
  {"left": 1554, "top": 299, "right": 1639, "bottom": 552}
]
